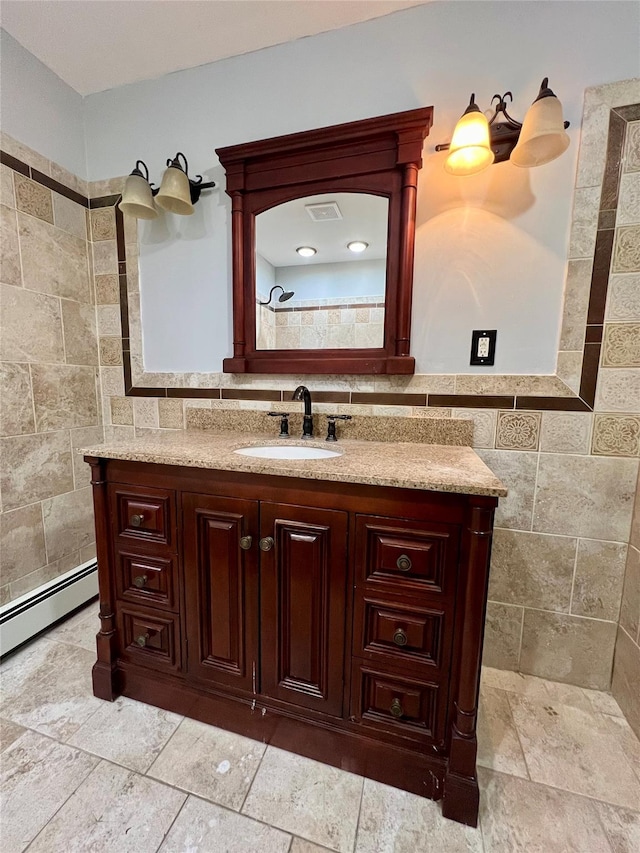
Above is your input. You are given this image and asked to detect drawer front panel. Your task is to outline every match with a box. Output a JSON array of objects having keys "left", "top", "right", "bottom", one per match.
[
  {"left": 118, "top": 607, "right": 181, "bottom": 672},
  {"left": 111, "top": 486, "right": 175, "bottom": 547},
  {"left": 355, "top": 597, "right": 446, "bottom": 669},
  {"left": 116, "top": 551, "right": 176, "bottom": 611}
]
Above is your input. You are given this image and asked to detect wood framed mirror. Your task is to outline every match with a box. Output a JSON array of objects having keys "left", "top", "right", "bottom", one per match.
[{"left": 217, "top": 107, "right": 433, "bottom": 374}]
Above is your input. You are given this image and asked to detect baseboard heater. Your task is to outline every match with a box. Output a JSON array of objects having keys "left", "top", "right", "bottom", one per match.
[{"left": 0, "top": 559, "right": 98, "bottom": 657}]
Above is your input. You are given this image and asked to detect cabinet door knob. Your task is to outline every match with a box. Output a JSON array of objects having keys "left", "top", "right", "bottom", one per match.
[
  {"left": 135, "top": 632, "right": 150, "bottom": 648},
  {"left": 396, "top": 554, "right": 412, "bottom": 572},
  {"left": 239, "top": 535, "right": 253, "bottom": 550},
  {"left": 133, "top": 574, "right": 147, "bottom": 588},
  {"left": 393, "top": 628, "right": 408, "bottom": 647},
  {"left": 390, "top": 698, "right": 404, "bottom": 718},
  {"left": 130, "top": 513, "right": 145, "bottom": 528},
  {"left": 259, "top": 536, "right": 274, "bottom": 552}
]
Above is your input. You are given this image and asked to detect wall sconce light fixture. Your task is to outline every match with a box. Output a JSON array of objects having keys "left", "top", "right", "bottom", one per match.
[
  {"left": 258, "top": 285, "right": 295, "bottom": 306},
  {"left": 118, "top": 153, "right": 216, "bottom": 219},
  {"left": 436, "top": 78, "right": 570, "bottom": 177}
]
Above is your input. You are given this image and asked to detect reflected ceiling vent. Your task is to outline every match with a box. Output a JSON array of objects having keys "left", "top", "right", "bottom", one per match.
[{"left": 305, "top": 201, "right": 342, "bottom": 221}]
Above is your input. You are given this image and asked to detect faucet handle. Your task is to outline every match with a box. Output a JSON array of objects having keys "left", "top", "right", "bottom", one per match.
[
  {"left": 268, "top": 411, "right": 290, "bottom": 438},
  {"left": 325, "top": 414, "right": 352, "bottom": 442}
]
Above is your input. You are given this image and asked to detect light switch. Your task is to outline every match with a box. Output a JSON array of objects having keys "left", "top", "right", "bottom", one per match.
[{"left": 470, "top": 330, "right": 497, "bottom": 366}]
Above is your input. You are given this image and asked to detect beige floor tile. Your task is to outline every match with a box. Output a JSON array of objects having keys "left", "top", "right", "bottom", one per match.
[
  {"left": 28, "top": 760, "right": 185, "bottom": 853},
  {"left": 158, "top": 795, "right": 291, "bottom": 853},
  {"left": 47, "top": 602, "right": 99, "bottom": 652},
  {"left": 355, "top": 778, "right": 483, "bottom": 853},
  {"left": 291, "top": 840, "right": 334, "bottom": 853},
  {"left": 148, "top": 717, "right": 265, "bottom": 810},
  {"left": 603, "top": 714, "right": 640, "bottom": 782},
  {"left": 583, "top": 688, "right": 624, "bottom": 716},
  {"left": 1, "top": 729, "right": 98, "bottom": 853},
  {"left": 595, "top": 801, "right": 640, "bottom": 853},
  {"left": 479, "top": 768, "right": 612, "bottom": 852},
  {"left": 0, "top": 717, "right": 26, "bottom": 752},
  {"left": 68, "top": 696, "right": 182, "bottom": 772},
  {"left": 481, "top": 666, "right": 592, "bottom": 711},
  {"left": 242, "top": 746, "right": 363, "bottom": 853},
  {"left": 477, "top": 686, "right": 529, "bottom": 778},
  {"left": 508, "top": 694, "right": 640, "bottom": 809}
]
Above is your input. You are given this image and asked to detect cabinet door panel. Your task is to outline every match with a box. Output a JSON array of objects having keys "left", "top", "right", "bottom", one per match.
[
  {"left": 260, "top": 503, "right": 348, "bottom": 717},
  {"left": 183, "top": 493, "right": 259, "bottom": 692}
]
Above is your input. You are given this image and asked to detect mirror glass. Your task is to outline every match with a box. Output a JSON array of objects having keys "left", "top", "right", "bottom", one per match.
[{"left": 255, "top": 192, "right": 388, "bottom": 350}]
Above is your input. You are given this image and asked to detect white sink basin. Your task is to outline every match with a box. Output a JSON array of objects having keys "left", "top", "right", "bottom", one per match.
[{"left": 234, "top": 445, "right": 342, "bottom": 460}]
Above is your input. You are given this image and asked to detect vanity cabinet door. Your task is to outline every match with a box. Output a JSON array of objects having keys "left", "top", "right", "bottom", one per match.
[
  {"left": 183, "top": 493, "right": 259, "bottom": 693},
  {"left": 259, "top": 503, "right": 348, "bottom": 717}
]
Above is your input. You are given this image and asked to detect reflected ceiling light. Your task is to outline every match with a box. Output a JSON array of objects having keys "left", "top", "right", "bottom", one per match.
[
  {"left": 118, "top": 152, "right": 216, "bottom": 220},
  {"left": 258, "top": 285, "right": 295, "bottom": 306},
  {"left": 436, "top": 78, "right": 570, "bottom": 177},
  {"left": 347, "top": 241, "right": 369, "bottom": 253},
  {"left": 296, "top": 246, "right": 317, "bottom": 257}
]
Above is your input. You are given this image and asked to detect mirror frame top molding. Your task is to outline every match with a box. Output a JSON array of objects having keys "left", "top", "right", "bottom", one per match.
[{"left": 216, "top": 107, "right": 433, "bottom": 375}]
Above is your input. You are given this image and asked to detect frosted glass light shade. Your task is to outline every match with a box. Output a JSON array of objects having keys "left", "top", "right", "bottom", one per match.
[
  {"left": 511, "top": 95, "right": 570, "bottom": 167},
  {"left": 118, "top": 174, "right": 158, "bottom": 220},
  {"left": 156, "top": 166, "right": 194, "bottom": 215},
  {"left": 445, "top": 110, "right": 495, "bottom": 176}
]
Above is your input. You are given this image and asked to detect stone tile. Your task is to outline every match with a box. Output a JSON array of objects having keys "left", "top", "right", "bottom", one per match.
[
  {"left": 624, "top": 120, "right": 640, "bottom": 172},
  {"left": 52, "top": 192, "right": 86, "bottom": 238},
  {"left": 18, "top": 212, "right": 90, "bottom": 302},
  {"left": 96, "top": 304, "right": 121, "bottom": 337},
  {"left": 61, "top": 299, "right": 98, "bottom": 365},
  {"left": 355, "top": 778, "right": 482, "bottom": 853},
  {"left": 9, "top": 550, "right": 86, "bottom": 600},
  {"left": 0, "top": 638, "right": 102, "bottom": 740},
  {"left": 540, "top": 412, "right": 592, "bottom": 454},
  {"left": 110, "top": 396, "right": 134, "bottom": 425},
  {"left": 1, "top": 163, "right": 15, "bottom": 207},
  {"left": 92, "top": 239, "right": 118, "bottom": 274},
  {"left": 0, "top": 503, "right": 46, "bottom": 586},
  {"left": 476, "top": 450, "right": 538, "bottom": 530},
  {"left": 95, "top": 273, "right": 120, "bottom": 304},
  {"left": 533, "top": 454, "right": 638, "bottom": 541},
  {"left": 70, "top": 425, "right": 104, "bottom": 487},
  {"left": 31, "top": 363, "right": 98, "bottom": 430},
  {"left": 596, "top": 368, "right": 640, "bottom": 412},
  {"left": 99, "top": 335, "right": 123, "bottom": 365},
  {"left": 618, "top": 172, "right": 640, "bottom": 227},
  {"left": 50, "top": 161, "right": 88, "bottom": 197},
  {"left": 1, "top": 729, "right": 98, "bottom": 853},
  {"left": 520, "top": 610, "right": 617, "bottom": 690},
  {"left": 603, "top": 323, "right": 640, "bottom": 367},
  {"left": 607, "top": 274, "right": 640, "bottom": 321},
  {"left": 158, "top": 398, "right": 184, "bottom": 429},
  {"left": 0, "top": 718, "right": 26, "bottom": 752},
  {"left": 90, "top": 207, "right": 116, "bottom": 240},
  {"left": 133, "top": 396, "right": 159, "bottom": 428},
  {"left": 47, "top": 603, "right": 99, "bottom": 652},
  {"left": 14, "top": 173, "right": 53, "bottom": 223},
  {"left": 451, "top": 408, "right": 496, "bottom": 448},
  {"left": 575, "top": 101, "right": 609, "bottom": 189},
  {"left": 159, "top": 795, "right": 292, "bottom": 853},
  {"left": 101, "top": 365, "right": 125, "bottom": 396},
  {"left": 148, "top": 717, "right": 265, "bottom": 810},
  {"left": 69, "top": 696, "right": 182, "bottom": 773},
  {"left": 0, "top": 283, "right": 64, "bottom": 363},
  {"left": 583, "top": 689, "right": 624, "bottom": 717},
  {"left": 43, "top": 487, "right": 94, "bottom": 563},
  {"left": 0, "top": 203, "right": 21, "bottom": 285},
  {"left": 507, "top": 693, "right": 640, "bottom": 808},
  {"left": 0, "top": 362, "right": 34, "bottom": 436},
  {"left": 478, "top": 767, "right": 612, "bottom": 853},
  {"left": 613, "top": 225, "right": 640, "bottom": 273},
  {"left": 559, "top": 259, "right": 592, "bottom": 351},
  {"left": 568, "top": 185, "right": 600, "bottom": 259},
  {"left": 495, "top": 411, "right": 540, "bottom": 451},
  {"left": 611, "top": 626, "right": 640, "bottom": 738},
  {"left": 596, "top": 802, "right": 640, "bottom": 853},
  {"left": 89, "top": 176, "right": 125, "bottom": 197},
  {"left": 243, "top": 746, "right": 363, "bottom": 852},
  {"left": 28, "top": 760, "right": 186, "bottom": 853},
  {"left": 556, "top": 350, "right": 583, "bottom": 394},
  {"left": 1, "top": 131, "right": 51, "bottom": 174},
  {"left": 603, "top": 712, "right": 640, "bottom": 781},
  {"left": 481, "top": 667, "right": 592, "bottom": 712},
  {"left": 620, "top": 545, "right": 640, "bottom": 639},
  {"left": 477, "top": 686, "right": 528, "bottom": 777},
  {"left": 489, "top": 529, "right": 576, "bottom": 611},
  {"left": 290, "top": 841, "right": 334, "bottom": 853},
  {"left": 592, "top": 414, "right": 640, "bottom": 456},
  {"left": 0, "top": 431, "right": 74, "bottom": 511},
  {"left": 572, "top": 539, "right": 628, "bottom": 620}
]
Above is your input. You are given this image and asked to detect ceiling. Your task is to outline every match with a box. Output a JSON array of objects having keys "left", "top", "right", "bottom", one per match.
[{"left": 0, "top": 0, "right": 428, "bottom": 96}]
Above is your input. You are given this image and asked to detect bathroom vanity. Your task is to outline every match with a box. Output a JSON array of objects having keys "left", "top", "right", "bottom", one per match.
[{"left": 84, "top": 431, "right": 505, "bottom": 827}]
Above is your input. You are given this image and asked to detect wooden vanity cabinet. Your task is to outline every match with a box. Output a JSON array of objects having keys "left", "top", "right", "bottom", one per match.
[{"left": 87, "top": 456, "right": 498, "bottom": 828}]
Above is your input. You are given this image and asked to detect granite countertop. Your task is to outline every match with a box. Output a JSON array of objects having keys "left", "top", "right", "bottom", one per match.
[{"left": 82, "top": 430, "right": 507, "bottom": 497}]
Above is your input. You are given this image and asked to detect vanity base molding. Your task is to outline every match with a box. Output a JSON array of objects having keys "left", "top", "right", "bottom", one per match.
[{"left": 86, "top": 456, "right": 498, "bottom": 827}]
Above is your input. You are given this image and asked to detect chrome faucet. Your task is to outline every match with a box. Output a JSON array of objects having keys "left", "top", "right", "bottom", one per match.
[{"left": 292, "top": 385, "right": 313, "bottom": 439}]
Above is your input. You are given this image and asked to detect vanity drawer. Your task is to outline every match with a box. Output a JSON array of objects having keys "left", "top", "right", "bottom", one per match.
[
  {"left": 356, "top": 515, "right": 458, "bottom": 600},
  {"left": 117, "top": 607, "right": 181, "bottom": 673},
  {"left": 110, "top": 485, "right": 175, "bottom": 548},
  {"left": 116, "top": 550, "right": 177, "bottom": 611}
]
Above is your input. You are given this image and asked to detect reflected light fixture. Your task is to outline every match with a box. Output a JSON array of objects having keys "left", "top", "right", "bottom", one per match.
[
  {"left": 296, "top": 246, "right": 317, "bottom": 257},
  {"left": 436, "top": 78, "right": 570, "bottom": 177},
  {"left": 118, "top": 153, "right": 216, "bottom": 219},
  {"left": 259, "top": 285, "right": 295, "bottom": 306},
  {"left": 347, "top": 241, "right": 369, "bottom": 253}
]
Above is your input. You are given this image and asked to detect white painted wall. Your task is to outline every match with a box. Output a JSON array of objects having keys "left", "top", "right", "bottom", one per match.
[
  {"left": 276, "top": 260, "right": 386, "bottom": 302},
  {"left": 83, "top": 2, "right": 640, "bottom": 375},
  {"left": 0, "top": 30, "right": 86, "bottom": 178}
]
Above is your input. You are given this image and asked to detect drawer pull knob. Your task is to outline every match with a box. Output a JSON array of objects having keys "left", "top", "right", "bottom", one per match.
[
  {"left": 135, "top": 632, "right": 150, "bottom": 648},
  {"left": 133, "top": 574, "right": 148, "bottom": 589},
  {"left": 130, "top": 513, "right": 145, "bottom": 528},
  {"left": 396, "top": 555, "right": 412, "bottom": 572},
  {"left": 240, "top": 535, "right": 253, "bottom": 551},
  {"left": 390, "top": 698, "right": 404, "bottom": 718},
  {"left": 393, "top": 628, "right": 408, "bottom": 647},
  {"left": 259, "top": 536, "right": 274, "bottom": 552}
]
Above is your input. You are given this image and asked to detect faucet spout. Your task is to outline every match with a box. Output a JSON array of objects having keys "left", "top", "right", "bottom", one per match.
[{"left": 292, "top": 385, "right": 313, "bottom": 439}]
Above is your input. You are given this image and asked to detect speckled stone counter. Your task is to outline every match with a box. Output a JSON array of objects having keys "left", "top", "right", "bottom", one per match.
[{"left": 83, "top": 430, "right": 507, "bottom": 497}]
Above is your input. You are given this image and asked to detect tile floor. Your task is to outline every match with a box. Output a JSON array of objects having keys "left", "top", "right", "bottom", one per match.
[{"left": 1, "top": 603, "right": 639, "bottom": 852}]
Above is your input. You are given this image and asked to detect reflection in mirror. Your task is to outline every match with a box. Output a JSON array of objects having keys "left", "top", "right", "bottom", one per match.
[{"left": 255, "top": 193, "right": 388, "bottom": 350}]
